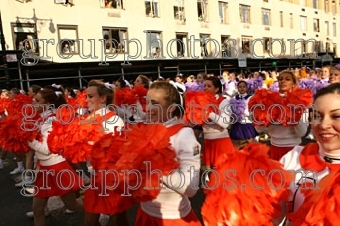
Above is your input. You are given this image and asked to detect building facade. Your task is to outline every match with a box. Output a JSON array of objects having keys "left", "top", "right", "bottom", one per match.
[{"left": 1, "top": 0, "right": 339, "bottom": 65}]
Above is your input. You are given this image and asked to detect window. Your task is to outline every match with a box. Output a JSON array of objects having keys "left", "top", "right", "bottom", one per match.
[
  {"left": 57, "top": 25, "right": 78, "bottom": 55},
  {"left": 325, "top": 21, "right": 330, "bottom": 35},
  {"left": 290, "top": 13, "right": 293, "bottom": 29},
  {"left": 326, "top": 42, "right": 330, "bottom": 51},
  {"left": 300, "top": 16, "right": 307, "bottom": 31},
  {"left": 333, "top": 22, "right": 336, "bottom": 36},
  {"left": 199, "top": 34, "right": 210, "bottom": 57},
  {"left": 300, "top": 0, "right": 306, "bottom": 6},
  {"left": 145, "top": 0, "right": 159, "bottom": 17},
  {"left": 332, "top": 1, "right": 336, "bottom": 14},
  {"left": 325, "top": 0, "right": 329, "bottom": 12},
  {"left": 333, "top": 43, "right": 337, "bottom": 56},
  {"left": 174, "top": 0, "right": 185, "bottom": 21},
  {"left": 11, "top": 23, "right": 39, "bottom": 53},
  {"left": 102, "top": 28, "right": 127, "bottom": 54},
  {"left": 315, "top": 41, "right": 321, "bottom": 53},
  {"left": 175, "top": 33, "right": 188, "bottom": 57},
  {"left": 221, "top": 35, "right": 231, "bottom": 57},
  {"left": 240, "top": 5, "right": 250, "bottom": 23},
  {"left": 280, "top": 11, "right": 283, "bottom": 27},
  {"left": 197, "top": 0, "right": 208, "bottom": 22},
  {"left": 145, "top": 31, "right": 162, "bottom": 58},
  {"left": 218, "top": 1, "right": 228, "bottom": 24},
  {"left": 262, "top": 8, "right": 270, "bottom": 26},
  {"left": 263, "top": 37, "right": 272, "bottom": 53},
  {"left": 313, "top": 0, "right": 318, "bottom": 9},
  {"left": 100, "top": 0, "right": 123, "bottom": 9},
  {"left": 241, "top": 36, "right": 252, "bottom": 54},
  {"left": 314, "top": 18, "right": 320, "bottom": 32}
]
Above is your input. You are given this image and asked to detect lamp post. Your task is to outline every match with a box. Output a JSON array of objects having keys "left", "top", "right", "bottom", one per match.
[{"left": 0, "top": 10, "right": 10, "bottom": 90}]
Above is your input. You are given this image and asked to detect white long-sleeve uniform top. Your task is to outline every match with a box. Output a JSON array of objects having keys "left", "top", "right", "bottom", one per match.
[
  {"left": 28, "top": 110, "right": 65, "bottom": 166},
  {"left": 140, "top": 121, "right": 201, "bottom": 219},
  {"left": 203, "top": 96, "right": 231, "bottom": 140}
]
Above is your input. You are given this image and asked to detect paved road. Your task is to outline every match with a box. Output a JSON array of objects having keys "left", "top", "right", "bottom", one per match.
[{"left": 0, "top": 151, "right": 205, "bottom": 226}]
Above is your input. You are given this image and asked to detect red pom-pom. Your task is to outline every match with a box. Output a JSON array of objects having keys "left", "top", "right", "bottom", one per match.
[
  {"left": 201, "top": 143, "right": 290, "bottom": 226},
  {"left": 184, "top": 90, "right": 217, "bottom": 125},
  {"left": 114, "top": 87, "right": 136, "bottom": 106},
  {"left": 133, "top": 85, "right": 148, "bottom": 111},
  {"left": 288, "top": 170, "right": 340, "bottom": 225}
]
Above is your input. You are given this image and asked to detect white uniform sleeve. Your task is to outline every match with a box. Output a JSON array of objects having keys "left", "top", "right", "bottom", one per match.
[
  {"left": 28, "top": 121, "right": 53, "bottom": 156},
  {"left": 162, "top": 128, "right": 201, "bottom": 197},
  {"left": 208, "top": 99, "right": 231, "bottom": 129}
]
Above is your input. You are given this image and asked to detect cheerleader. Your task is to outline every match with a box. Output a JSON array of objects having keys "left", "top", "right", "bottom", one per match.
[
  {"left": 329, "top": 65, "right": 340, "bottom": 84},
  {"left": 135, "top": 81, "right": 202, "bottom": 226},
  {"left": 280, "top": 83, "right": 340, "bottom": 225},
  {"left": 130, "top": 75, "right": 149, "bottom": 122},
  {"left": 254, "top": 70, "right": 310, "bottom": 161},
  {"left": 321, "top": 65, "right": 330, "bottom": 82},
  {"left": 202, "top": 76, "right": 235, "bottom": 171},
  {"left": 27, "top": 89, "right": 83, "bottom": 226},
  {"left": 229, "top": 81, "right": 257, "bottom": 150},
  {"left": 83, "top": 80, "right": 127, "bottom": 226}
]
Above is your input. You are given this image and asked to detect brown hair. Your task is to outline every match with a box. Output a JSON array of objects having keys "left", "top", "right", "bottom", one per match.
[
  {"left": 38, "top": 88, "right": 67, "bottom": 108},
  {"left": 30, "top": 85, "right": 42, "bottom": 94},
  {"left": 87, "top": 79, "right": 113, "bottom": 105},
  {"left": 137, "top": 75, "right": 150, "bottom": 89},
  {"left": 149, "top": 81, "right": 184, "bottom": 118},
  {"left": 205, "top": 76, "right": 223, "bottom": 94}
]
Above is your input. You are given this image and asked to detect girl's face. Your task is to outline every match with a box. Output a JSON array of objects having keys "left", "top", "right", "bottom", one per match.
[
  {"left": 134, "top": 76, "right": 144, "bottom": 87},
  {"left": 204, "top": 80, "right": 219, "bottom": 95},
  {"left": 237, "top": 82, "right": 248, "bottom": 94},
  {"left": 33, "top": 93, "right": 48, "bottom": 113},
  {"left": 115, "top": 81, "right": 122, "bottom": 90},
  {"left": 197, "top": 74, "right": 204, "bottom": 83},
  {"left": 312, "top": 93, "right": 340, "bottom": 153},
  {"left": 278, "top": 73, "right": 296, "bottom": 94},
  {"left": 28, "top": 87, "right": 35, "bottom": 98},
  {"left": 322, "top": 67, "right": 330, "bottom": 79},
  {"left": 64, "top": 89, "right": 70, "bottom": 97},
  {"left": 0, "top": 92, "right": 8, "bottom": 99},
  {"left": 146, "top": 88, "right": 173, "bottom": 123},
  {"left": 329, "top": 69, "right": 340, "bottom": 84},
  {"left": 86, "top": 86, "right": 106, "bottom": 112}
]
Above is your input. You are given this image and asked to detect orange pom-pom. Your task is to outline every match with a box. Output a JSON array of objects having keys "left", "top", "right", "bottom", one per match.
[
  {"left": 114, "top": 87, "right": 136, "bottom": 106},
  {"left": 202, "top": 143, "right": 290, "bottom": 226}
]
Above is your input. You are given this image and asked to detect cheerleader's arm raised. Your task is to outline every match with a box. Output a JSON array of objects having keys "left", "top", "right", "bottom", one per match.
[
  {"left": 28, "top": 122, "right": 52, "bottom": 156},
  {"left": 207, "top": 99, "right": 232, "bottom": 129}
]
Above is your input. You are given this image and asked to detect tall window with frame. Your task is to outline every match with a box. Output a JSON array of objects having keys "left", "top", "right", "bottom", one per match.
[
  {"left": 221, "top": 35, "right": 231, "bottom": 57},
  {"left": 263, "top": 37, "right": 272, "bottom": 53},
  {"left": 290, "top": 13, "right": 293, "bottom": 29},
  {"left": 325, "top": 0, "right": 329, "bottom": 12},
  {"left": 100, "top": 0, "right": 123, "bottom": 9},
  {"left": 11, "top": 23, "right": 39, "bottom": 53},
  {"left": 333, "top": 43, "right": 337, "bottom": 56},
  {"left": 280, "top": 11, "right": 283, "bottom": 27},
  {"left": 197, "top": 0, "right": 208, "bottom": 22},
  {"left": 326, "top": 42, "right": 330, "bottom": 52},
  {"left": 315, "top": 41, "right": 321, "bottom": 53},
  {"left": 199, "top": 34, "right": 210, "bottom": 57},
  {"left": 333, "top": 22, "right": 336, "bottom": 36},
  {"left": 102, "top": 28, "right": 127, "bottom": 54},
  {"left": 240, "top": 5, "right": 250, "bottom": 23},
  {"left": 262, "top": 8, "right": 270, "bottom": 26},
  {"left": 325, "top": 21, "right": 330, "bottom": 35},
  {"left": 300, "top": 16, "right": 307, "bottom": 31},
  {"left": 145, "top": 0, "right": 159, "bottom": 17},
  {"left": 145, "top": 31, "right": 162, "bottom": 58},
  {"left": 241, "top": 36, "right": 252, "bottom": 54},
  {"left": 314, "top": 18, "right": 320, "bottom": 32},
  {"left": 175, "top": 33, "right": 188, "bottom": 57},
  {"left": 332, "top": 0, "right": 336, "bottom": 14},
  {"left": 174, "top": 0, "right": 185, "bottom": 21},
  {"left": 313, "top": 0, "right": 318, "bottom": 9},
  {"left": 218, "top": 1, "right": 228, "bottom": 24},
  {"left": 57, "top": 25, "right": 78, "bottom": 55}
]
